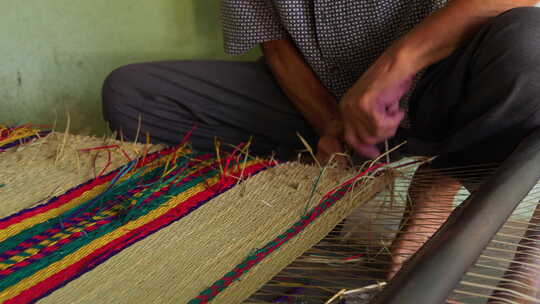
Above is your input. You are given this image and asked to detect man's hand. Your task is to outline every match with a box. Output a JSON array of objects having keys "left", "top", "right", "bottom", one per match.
[
  {"left": 340, "top": 0, "right": 540, "bottom": 160},
  {"left": 340, "top": 51, "right": 414, "bottom": 158},
  {"left": 317, "top": 135, "right": 345, "bottom": 165},
  {"left": 315, "top": 120, "right": 349, "bottom": 167}
]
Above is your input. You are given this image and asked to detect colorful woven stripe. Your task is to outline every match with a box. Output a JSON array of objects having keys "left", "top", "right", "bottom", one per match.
[
  {"left": 0, "top": 146, "right": 273, "bottom": 303},
  {"left": 0, "top": 125, "right": 49, "bottom": 151},
  {"left": 189, "top": 163, "right": 386, "bottom": 304}
]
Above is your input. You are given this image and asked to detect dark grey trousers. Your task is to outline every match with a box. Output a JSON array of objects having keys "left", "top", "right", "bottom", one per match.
[
  {"left": 102, "top": 7, "right": 540, "bottom": 167},
  {"left": 102, "top": 59, "right": 317, "bottom": 160}
]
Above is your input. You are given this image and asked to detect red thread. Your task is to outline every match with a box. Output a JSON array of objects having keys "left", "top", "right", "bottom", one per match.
[
  {"left": 344, "top": 254, "right": 364, "bottom": 261},
  {"left": 97, "top": 149, "right": 112, "bottom": 177},
  {"left": 180, "top": 125, "right": 198, "bottom": 147},
  {"left": 78, "top": 145, "right": 120, "bottom": 152},
  {"left": 0, "top": 147, "right": 177, "bottom": 230}
]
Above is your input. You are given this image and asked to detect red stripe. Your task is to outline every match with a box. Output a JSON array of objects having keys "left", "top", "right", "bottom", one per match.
[
  {"left": 1, "top": 153, "right": 216, "bottom": 266},
  {"left": 0, "top": 175, "right": 114, "bottom": 230},
  {"left": 0, "top": 148, "right": 176, "bottom": 230},
  {"left": 6, "top": 162, "right": 269, "bottom": 304},
  {"left": 0, "top": 221, "right": 111, "bottom": 276},
  {"left": 0, "top": 212, "right": 107, "bottom": 264}
]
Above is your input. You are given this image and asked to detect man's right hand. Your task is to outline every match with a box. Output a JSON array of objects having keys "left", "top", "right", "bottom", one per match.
[
  {"left": 315, "top": 120, "right": 349, "bottom": 168},
  {"left": 316, "top": 134, "right": 348, "bottom": 168}
]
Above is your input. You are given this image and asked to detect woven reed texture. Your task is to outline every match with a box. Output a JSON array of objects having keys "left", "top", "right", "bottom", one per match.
[
  {"left": 1, "top": 147, "right": 274, "bottom": 303},
  {"left": 0, "top": 131, "right": 395, "bottom": 303},
  {"left": 258, "top": 164, "right": 540, "bottom": 304},
  {"left": 0, "top": 132, "right": 161, "bottom": 218},
  {"left": 207, "top": 170, "right": 395, "bottom": 303},
  {"left": 34, "top": 164, "right": 390, "bottom": 304}
]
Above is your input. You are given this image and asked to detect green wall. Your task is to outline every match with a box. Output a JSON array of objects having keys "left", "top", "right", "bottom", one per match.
[{"left": 0, "top": 1, "right": 259, "bottom": 135}]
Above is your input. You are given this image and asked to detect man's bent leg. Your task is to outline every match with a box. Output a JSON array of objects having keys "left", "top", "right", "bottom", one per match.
[
  {"left": 102, "top": 60, "right": 317, "bottom": 160},
  {"left": 388, "top": 164, "right": 462, "bottom": 280},
  {"left": 409, "top": 7, "right": 540, "bottom": 167},
  {"left": 488, "top": 203, "right": 540, "bottom": 303}
]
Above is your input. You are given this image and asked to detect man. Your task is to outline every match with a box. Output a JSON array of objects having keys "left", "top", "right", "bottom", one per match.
[{"left": 102, "top": 0, "right": 540, "bottom": 301}]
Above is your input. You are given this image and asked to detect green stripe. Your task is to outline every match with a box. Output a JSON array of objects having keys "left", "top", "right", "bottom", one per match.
[
  {"left": 0, "top": 152, "right": 203, "bottom": 256},
  {"left": 0, "top": 165, "right": 221, "bottom": 291},
  {"left": 189, "top": 182, "right": 351, "bottom": 303},
  {"left": 0, "top": 152, "right": 211, "bottom": 254},
  {"left": 0, "top": 158, "right": 171, "bottom": 254}
]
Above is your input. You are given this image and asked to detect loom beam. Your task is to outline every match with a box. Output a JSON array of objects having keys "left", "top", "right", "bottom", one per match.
[{"left": 371, "top": 128, "right": 540, "bottom": 304}]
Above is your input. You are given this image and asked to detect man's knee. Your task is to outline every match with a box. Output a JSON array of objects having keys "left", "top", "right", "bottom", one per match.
[
  {"left": 486, "top": 7, "right": 540, "bottom": 65},
  {"left": 498, "top": 6, "right": 540, "bottom": 21},
  {"left": 493, "top": 7, "right": 540, "bottom": 31},
  {"left": 102, "top": 64, "right": 145, "bottom": 122}
]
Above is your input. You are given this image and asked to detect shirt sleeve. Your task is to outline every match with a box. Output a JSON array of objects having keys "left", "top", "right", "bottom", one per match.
[{"left": 220, "top": 0, "right": 288, "bottom": 55}]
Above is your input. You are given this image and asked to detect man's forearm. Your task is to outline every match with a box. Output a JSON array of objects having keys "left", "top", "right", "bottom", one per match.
[
  {"left": 390, "top": 0, "right": 539, "bottom": 74},
  {"left": 261, "top": 39, "right": 342, "bottom": 137}
]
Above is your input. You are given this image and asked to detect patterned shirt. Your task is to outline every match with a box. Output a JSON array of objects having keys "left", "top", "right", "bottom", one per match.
[{"left": 221, "top": 0, "right": 448, "bottom": 116}]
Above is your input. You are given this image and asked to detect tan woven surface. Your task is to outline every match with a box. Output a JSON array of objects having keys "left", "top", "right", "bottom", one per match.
[
  {"left": 215, "top": 171, "right": 394, "bottom": 303},
  {"left": 1, "top": 133, "right": 393, "bottom": 303},
  {"left": 0, "top": 132, "right": 161, "bottom": 217},
  {"left": 37, "top": 163, "right": 391, "bottom": 304}
]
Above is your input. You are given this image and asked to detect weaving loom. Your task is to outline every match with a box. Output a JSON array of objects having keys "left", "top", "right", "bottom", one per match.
[
  {"left": 250, "top": 163, "right": 540, "bottom": 304},
  {"left": 1, "top": 125, "right": 540, "bottom": 303},
  {"left": 0, "top": 126, "right": 396, "bottom": 303}
]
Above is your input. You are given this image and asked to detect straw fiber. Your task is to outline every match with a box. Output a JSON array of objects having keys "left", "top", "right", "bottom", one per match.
[
  {"left": 37, "top": 165, "right": 390, "bottom": 304},
  {"left": 0, "top": 132, "right": 162, "bottom": 217},
  {"left": 0, "top": 130, "right": 395, "bottom": 303},
  {"left": 6, "top": 129, "right": 540, "bottom": 304},
  {"left": 272, "top": 163, "right": 540, "bottom": 304}
]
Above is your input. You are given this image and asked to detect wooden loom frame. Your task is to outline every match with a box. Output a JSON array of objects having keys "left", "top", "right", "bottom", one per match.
[{"left": 372, "top": 128, "right": 540, "bottom": 304}]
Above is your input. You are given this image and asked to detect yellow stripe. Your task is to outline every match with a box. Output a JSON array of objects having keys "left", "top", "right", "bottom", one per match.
[
  {"left": 25, "top": 248, "right": 40, "bottom": 256},
  {"left": 0, "top": 220, "right": 109, "bottom": 271},
  {"left": 1, "top": 160, "right": 261, "bottom": 301},
  {"left": 8, "top": 255, "right": 26, "bottom": 263},
  {"left": 0, "top": 127, "right": 40, "bottom": 147},
  {"left": 0, "top": 158, "right": 167, "bottom": 242},
  {"left": 38, "top": 240, "right": 53, "bottom": 248},
  {"left": 1, "top": 180, "right": 118, "bottom": 243},
  {"left": 0, "top": 156, "right": 212, "bottom": 271}
]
